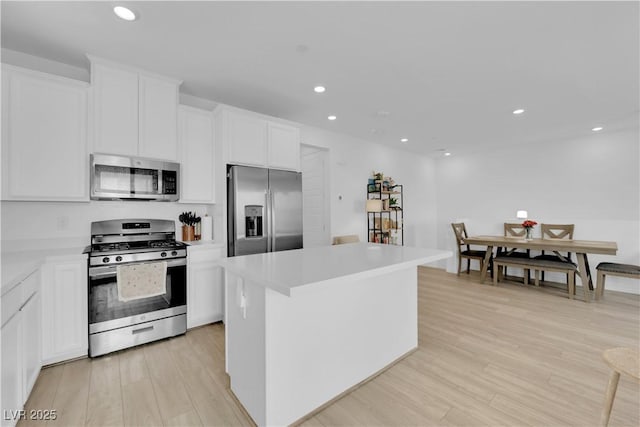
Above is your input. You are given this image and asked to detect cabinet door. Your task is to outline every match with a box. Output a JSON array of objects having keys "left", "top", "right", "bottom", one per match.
[
  {"left": 41, "top": 259, "right": 88, "bottom": 365},
  {"left": 1, "top": 312, "right": 22, "bottom": 427},
  {"left": 21, "top": 290, "right": 41, "bottom": 402},
  {"left": 91, "top": 62, "right": 138, "bottom": 156},
  {"left": 267, "top": 122, "right": 300, "bottom": 171},
  {"left": 179, "top": 106, "right": 215, "bottom": 203},
  {"left": 138, "top": 74, "right": 179, "bottom": 161},
  {"left": 187, "top": 247, "right": 224, "bottom": 328},
  {"left": 226, "top": 111, "right": 267, "bottom": 167},
  {"left": 2, "top": 66, "right": 88, "bottom": 201}
]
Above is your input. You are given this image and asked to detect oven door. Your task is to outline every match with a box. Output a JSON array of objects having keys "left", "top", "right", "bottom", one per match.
[{"left": 88, "top": 258, "right": 186, "bottom": 334}]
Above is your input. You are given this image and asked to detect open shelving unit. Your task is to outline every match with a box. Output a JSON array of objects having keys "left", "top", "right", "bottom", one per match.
[{"left": 366, "top": 180, "right": 404, "bottom": 245}]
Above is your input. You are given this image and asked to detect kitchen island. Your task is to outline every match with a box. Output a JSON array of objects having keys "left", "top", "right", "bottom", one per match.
[{"left": 219, "top": 242, "right": 451, "bottom": 426}]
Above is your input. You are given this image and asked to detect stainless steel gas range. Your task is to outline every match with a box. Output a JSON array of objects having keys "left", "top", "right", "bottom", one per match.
[{"left": 87, "top": 219, "right": 187, "bottom": 357}]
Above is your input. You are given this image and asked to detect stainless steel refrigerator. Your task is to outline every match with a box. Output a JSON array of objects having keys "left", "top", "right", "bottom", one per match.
[{"left": 227, "top": 165, "right": 303, "bottom": 256}]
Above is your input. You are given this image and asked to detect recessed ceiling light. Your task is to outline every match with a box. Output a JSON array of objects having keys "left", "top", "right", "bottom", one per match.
[
  {"left": 444, "top": 152, "right": 452, "bottom": 156},
  {"left": 314, "top": 86, "right": 326, "bottom": 93},
  {"left": 512, "top": 109, "right": 525, "bottom": 115},
  {"left": 114, "top": 6, "right": 137, "bottom": 21},
  {"left": 592, "top": 126, "right": 604, "bottom": 132},
  {"left": 327, "top": 115, "right": 337, "bottom": 121},
  {"left": 400, "top": 138, "right": 409, "bottom": 143}
]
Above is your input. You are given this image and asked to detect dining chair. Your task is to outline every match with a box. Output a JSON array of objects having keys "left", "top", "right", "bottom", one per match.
[
  {"left": 534, "top": 224, "right": 575, "bottom": 287},
  {"left": 500, "top": 223, "right": 531, "bottom": 282},
  {"left": 451, "top": 223, "right": 490, "bottom": 276}
]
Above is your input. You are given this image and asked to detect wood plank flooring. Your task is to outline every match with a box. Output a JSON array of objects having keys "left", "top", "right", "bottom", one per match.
[{"left": 20, "top": 267, "right": 639, "bottom": 426}]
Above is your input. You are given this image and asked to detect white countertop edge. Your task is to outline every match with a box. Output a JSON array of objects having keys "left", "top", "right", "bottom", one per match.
[
  {"left": 219, "top": 250, "right": 452, "bottom": 297},
  {"left": 2, "top": 247, "right": 86, "bottom": 296}
]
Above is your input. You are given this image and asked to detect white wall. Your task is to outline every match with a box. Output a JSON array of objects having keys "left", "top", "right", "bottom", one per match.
[
  {"left": 1, "top": 201, "right": 213, "bottom": 251},
  {"left": 435, "top": 128, "right": 640, "bottom": 294},
  {"left": 300, "top": 126, "right": 438, "bottom": 249}
]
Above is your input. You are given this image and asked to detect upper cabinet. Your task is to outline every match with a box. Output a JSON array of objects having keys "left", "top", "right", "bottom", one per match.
[
  {"left": 226, "top": 110, "right": 267, "bottom": 167},
  {"left": 179, "top": 105, "right": 216, "bottom": 203},
  {"left": 216, "top": 106, "right": 300, "bottom": 171},
  {"left": 267, "top": 122, "right": 300, "bottom": 171},
  {"left": 1, "top": 65, "right": 89, "bottom": 202},
  {"left": 89, "top": 56, "right": 181, "bottom": 161}
]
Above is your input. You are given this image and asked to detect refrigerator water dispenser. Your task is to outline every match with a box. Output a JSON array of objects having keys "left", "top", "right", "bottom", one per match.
[{"left": 245, "top": 205, "right": 263, "bottom": 237}]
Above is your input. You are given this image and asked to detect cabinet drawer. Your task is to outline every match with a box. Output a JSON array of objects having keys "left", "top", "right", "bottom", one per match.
[
  {"left": 188, "top": 246, "right": 224, "bottom": 263},
  {"left": 89, "top": 314, "right": 186, "bottom": 357}
]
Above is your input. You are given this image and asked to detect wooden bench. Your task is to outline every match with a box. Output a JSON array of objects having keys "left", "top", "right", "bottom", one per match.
[
  {"left": 600, "top": 347, "right": 640, "bottom": 426},
  {"left": 595, "top": 262, "right": 640, "bottom": 300},
  {"left": 493, "top": 256, "right": 577, "bottom": 298}
]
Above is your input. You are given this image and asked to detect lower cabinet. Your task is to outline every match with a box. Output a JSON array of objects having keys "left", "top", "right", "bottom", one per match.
[
  {"left": 187, "top": 245, "right": 225, "bottom": 328},
  {"left": 1, "top": 309, "right": 22, "bottom": 427},
  {"left": 21, "top": 289, "right": 41, "bottom": 402},
  {"left": 1, "top": 269, "right": 41, "bottom": 427},
  {"left": 41, "top": 255, "right": 88, "bottom": 365}
]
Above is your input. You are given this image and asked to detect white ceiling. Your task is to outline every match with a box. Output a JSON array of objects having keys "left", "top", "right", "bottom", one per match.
[{"left": 2, "top": 1, "right": 638, "bottom": 156}]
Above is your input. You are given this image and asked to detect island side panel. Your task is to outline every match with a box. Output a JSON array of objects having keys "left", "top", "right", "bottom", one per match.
[
  {"left": 264, "top": 267, "right": 418, "bottom": 426},
  {"left": 225, "top": 271, "right": 267, "bottom": 425}
]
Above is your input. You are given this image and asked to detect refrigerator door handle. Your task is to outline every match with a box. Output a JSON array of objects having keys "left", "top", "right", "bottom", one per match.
[
  {"left": 270, "top": 189, "right": 276, "bottom": 251},
  {"left": 265, "top": 190, "right": 271, "bottom": 252}
]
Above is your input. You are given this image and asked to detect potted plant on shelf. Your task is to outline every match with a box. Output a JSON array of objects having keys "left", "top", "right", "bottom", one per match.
[{"left": 388, "top": 197, "right": 398, "bottom": 209}]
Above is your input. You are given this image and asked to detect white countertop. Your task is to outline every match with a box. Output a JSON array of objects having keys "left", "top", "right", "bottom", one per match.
[
  {"left": 218, "top": 242, "right": 452, "bottom": 297},
  {"left": 1, "top": 246, "right": 86, "bottom": 296}
]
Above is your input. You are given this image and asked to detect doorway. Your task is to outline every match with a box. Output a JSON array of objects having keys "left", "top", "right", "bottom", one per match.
[{"left": 301, "top": 145, "right": 330, "bottom": 247}]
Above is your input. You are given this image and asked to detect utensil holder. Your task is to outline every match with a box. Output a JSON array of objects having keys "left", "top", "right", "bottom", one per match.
[{"left": 182, "top": 225, "right": 195, "bottom": 241}]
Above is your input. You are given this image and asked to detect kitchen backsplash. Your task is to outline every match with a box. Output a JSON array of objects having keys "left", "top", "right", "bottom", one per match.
[{"left": 1, "top": 200, "right": 218, "bottom": 251}]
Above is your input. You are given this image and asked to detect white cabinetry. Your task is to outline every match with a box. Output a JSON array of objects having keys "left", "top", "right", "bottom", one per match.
[
  {"left": 90, "top": 62, "right": 138, "bottom": 156},
  {"left": 217, "top": 107, "right": 301, "bottom": 171},
  {"left": 1, "top": 304, "right": 22, "bottom": 427},
  {"left": 90, "top": 57, "right": 181, "bottom": 161},
  {"left": 1, "top": 269, "right": 41, "bottom": 427},
  {"left": 225, "top": 110, "right": 267, "bottom": 167},
  {"left": 1, "top": 65, "right": 88, "bottom": 201},
  {"left": 179, "top": 105, "right": 215, "bottom": 203},
  {"left": 139, "top": 74, "right": 179, "bottom": 160},
  {"left": 267, "top": 122, "right": 300, "bottom": 171},
  {"left": 41, "top": 255, "right": 88, "bottom": 365},
  {"left": 187, "top": 245, "right": 225, "bottom": 328},
  {"left": 21, "top": 289, "right": 41, "bottom": 402}
]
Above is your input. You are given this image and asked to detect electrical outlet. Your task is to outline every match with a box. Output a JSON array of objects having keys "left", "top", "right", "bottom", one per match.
[{"left": 56, "top": 216, "right": 69, "bottom": 230}]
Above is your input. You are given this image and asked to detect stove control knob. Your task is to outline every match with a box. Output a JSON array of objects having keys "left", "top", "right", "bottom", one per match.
[
  {"left": 102, "top": 257, "right": 110, "bottom": 264},
  {"left": 115, "top": 256, "right": 123, "bottom": 262},
  {"left": 171, "top": 251, "right": 178, "bottom": 256},
  {"left": 161, "top": 252, "right": 167, "bottom": 258}
]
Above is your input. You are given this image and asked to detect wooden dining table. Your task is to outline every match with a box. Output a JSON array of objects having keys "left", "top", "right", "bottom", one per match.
[{"left": 463, "top": 236, "right": 618, "bottom": 302}]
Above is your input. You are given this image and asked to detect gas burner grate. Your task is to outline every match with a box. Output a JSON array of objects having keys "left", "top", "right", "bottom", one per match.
[{"left": 96, "top": 242, "right": 130, "bottom": 252}]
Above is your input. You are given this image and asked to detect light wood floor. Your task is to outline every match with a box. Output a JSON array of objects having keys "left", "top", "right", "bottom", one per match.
[{"left": 21, "top": 267, "right": 640, "bottom": 426}]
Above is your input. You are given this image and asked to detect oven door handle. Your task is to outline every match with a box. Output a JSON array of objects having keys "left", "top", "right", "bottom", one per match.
[{"left": 89, "top": 258, "right": 186, "bottom": 278}]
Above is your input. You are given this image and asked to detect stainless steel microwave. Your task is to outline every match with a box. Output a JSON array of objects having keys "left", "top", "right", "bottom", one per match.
[{"left": 90, "top": 153, "right": 180, "bottom": 201}]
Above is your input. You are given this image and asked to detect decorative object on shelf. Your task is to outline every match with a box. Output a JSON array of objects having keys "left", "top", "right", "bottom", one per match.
[
  {"left": 522, "top": 220, "right": 538, "bottom": 241},
  {"left": 179, "top": 211, "right": 201, "bottom": 241},
  {"left": 366, "top": 199, "right": 383, "bottom": 212},
  {"left": 366, "top": 173, "right": 404, "bottom": 246}
]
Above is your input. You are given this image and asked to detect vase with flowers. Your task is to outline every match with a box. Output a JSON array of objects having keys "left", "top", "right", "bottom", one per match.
[{"left": 522, "top": 220, "right": 538, "bottom": 240}]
